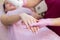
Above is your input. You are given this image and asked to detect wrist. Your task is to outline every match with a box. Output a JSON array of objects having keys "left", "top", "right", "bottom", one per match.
[
  {"left": 44, "top": 19, "right": 53, "bottom": 26},
  {"left": 19, "top": 13, "right": 26, "bottom": 17}
]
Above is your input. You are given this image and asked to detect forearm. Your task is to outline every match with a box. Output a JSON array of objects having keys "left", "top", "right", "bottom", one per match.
[
  {"left": 48, "top": 18, "right": 60, "bottom": 26},
  {"left": 1, "top": 14, "right": 20, "bottom": 26}
]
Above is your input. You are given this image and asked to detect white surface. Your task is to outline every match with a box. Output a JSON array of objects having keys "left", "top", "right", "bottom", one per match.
[{"left": 7, "top": 0, "right": 23, "bottom": 7}]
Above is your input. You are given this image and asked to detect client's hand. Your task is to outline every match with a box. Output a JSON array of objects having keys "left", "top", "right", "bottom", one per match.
[{"left": 20, "top": 13, "right": 39, "bottom": 32}]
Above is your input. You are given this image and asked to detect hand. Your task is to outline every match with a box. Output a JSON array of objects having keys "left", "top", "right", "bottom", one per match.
[
  {"left": 31, "top": 12, "right": 42, "bottom": 19},
  {"left": 20, "top": 13, "right": 39, "bottom": 32},
  {"left": 30, "top": 19, "right": 52, "bottom": 27}
]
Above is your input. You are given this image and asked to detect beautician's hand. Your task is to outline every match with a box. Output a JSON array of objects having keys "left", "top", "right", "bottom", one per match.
[
  {"left": 30, "top": 19, "right": 52, "bottom": 27},
  {"left": 20, "top": 13, "right": 39, "bottom": 32}
]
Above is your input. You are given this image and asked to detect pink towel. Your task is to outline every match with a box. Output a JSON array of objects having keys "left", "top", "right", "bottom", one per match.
[{"left": 9, "top": 20, "right": 60, "bottom": 40}]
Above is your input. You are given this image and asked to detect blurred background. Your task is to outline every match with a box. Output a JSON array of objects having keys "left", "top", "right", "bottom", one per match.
[{"left": 0, "top": 0, "right": 4, "bottom": 4}]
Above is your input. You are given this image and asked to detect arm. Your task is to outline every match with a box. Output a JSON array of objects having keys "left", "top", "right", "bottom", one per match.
[
  {"left": 1, "top": 14, "right": 20, "bottom": 26},
  {"left": 47, "top": 18, "right": 60, "bottom": 26},
  {"left": 0, "top": 7, "right": 32, "bottom": 26},
  {"left": 30, "top": 18, "right": 60, "bottom": 27}
]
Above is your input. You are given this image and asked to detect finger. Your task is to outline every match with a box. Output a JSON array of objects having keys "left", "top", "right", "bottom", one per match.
[
  {"left": 26, "top": 17, "right": 35, "bottom": 30},
  {"left": 27, "top": 18, "right": 32, "bottom": 25},
  {"left": 30, "top": 27, "right": 35, "bottom": 32},
  {"left": 31, "top": 18, "right": 37, "bottom": 32},
  {"left": 23, "top": 17, "right": 35, "bottom": 31},
  {"left": 30, "top": 17, "right": 36, "bottom": 25},
  {"left": 36, "top": 27, "right": 39, "bottom": 30},
  {"left": 33, "top": 27, "right": 39, "bottom": 32},
  {"left": 29, "top": 18, "right": 37, "bottom": 32},
  {"left": 32, "top": 19, "right": 38, "bottom": 32},
  {"left": 27, "top": 18, "right": 35, "bottom": 31},
  {"left": 26, "top": 16, "right": 34, "bottom": 25},
  {"left": 30, "top": 17, "right": 39, "bottom": 32},
  {"left": 27, "top": 16, "right": 37, "bottom": 25},
  {"left": 33, "top": 27, "right": 37, "bottom": 32},
  {"left": 30, "top": 27, "right": 39, "bottom": 32},
  {"left": 23, "top": 19, "right": 31, "bottom": 30}
]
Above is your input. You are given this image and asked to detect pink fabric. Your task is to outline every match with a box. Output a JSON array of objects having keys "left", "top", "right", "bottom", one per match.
[
  {"left": 0, "top": 20, "right": 9, "bottom": 40},
  {"left": 0, "top": 7, "right": 9, "bottom": 40},
  {"left": 9, "top": 20, "right": 60, "bottom": 40}
]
